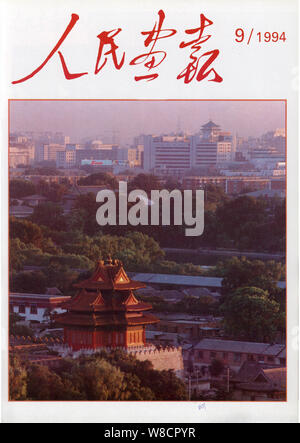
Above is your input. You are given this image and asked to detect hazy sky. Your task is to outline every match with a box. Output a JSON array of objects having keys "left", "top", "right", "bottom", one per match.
[{"left": 10, "top": 100, "right": 285, "bottom": 145}]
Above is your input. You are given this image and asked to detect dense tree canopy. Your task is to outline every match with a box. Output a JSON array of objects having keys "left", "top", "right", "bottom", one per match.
[
  {"left": 31, "top": 203, "right": 66, "bottom": 231},
  {"left": 10, "top": 217, "right": 44, "bottom": 248},
  {"left": 210, "top": 359, "right": 225, "bottom": 377},
  {"left": 10, "top": 180, "right": 36, "bottom": 199},
  {"left": 129, "top": 174, "right": 161, "bottom": 193},
  {"left": 219, "top": 257, "right": 285, "bottom": 297},
  {"left": 77, "top": 172, "right": 118, "bottom": 188},
  {"left": 41, "top": 182, "right": 69, "bottom": 202},
  {"left": 220, "top": 287, "right": 281, "bottom": 342},
  {"left": 10, "top": 176, "right": 285, "bottom": 251},
  {"left": 10, "top": 351, "right": 188, "bottom": 401},
  {"left": 11, "top": 270, "right": 48, "bottom": 294},
  {"left": 145, "top": 294, "right": 218, "bottom": 316},
  {"left": 9, "top": 356, "right": 27, "bottom": 401},
  {"left": 24, "top": 166, "right": 63, "bottom": 176}
]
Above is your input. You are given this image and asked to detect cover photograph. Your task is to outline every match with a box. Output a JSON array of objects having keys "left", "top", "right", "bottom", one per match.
[{"left": 0, "top": 0, "right": 299, "bottom": 424}]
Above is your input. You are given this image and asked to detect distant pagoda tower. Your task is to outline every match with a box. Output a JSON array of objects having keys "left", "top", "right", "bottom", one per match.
[
  {"left": 56, "top": 258, "right": 158, "bottom": 351},
  {"left": 201, "top": 120, "right": 221, "bottom": 142}
]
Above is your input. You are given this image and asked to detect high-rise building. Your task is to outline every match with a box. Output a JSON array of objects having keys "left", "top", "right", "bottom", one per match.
[
  {"left": 121, "top": 146, "right": 144, "bottom": 167},
  {"left": 56, "top": 150, "right": 77, "bottom": 169},
  {"left": 9, "top": 143, "right": 35, "bottom": 168},
  {"left": 143, "top": 121, "right": 233, "bottom": 174},
  {"left": 193, "top": 122, "right": 233, "bottom": 166},
  {"left": 144, "top": 135, "right": 191, "bottom": 174},
  {"left": 37, "top": 144, "right": 65, "bottom": 162}
]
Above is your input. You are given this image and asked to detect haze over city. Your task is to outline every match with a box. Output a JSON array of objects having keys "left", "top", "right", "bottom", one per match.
[
  {"left": 10, "top": 100, "right": 285, "bottom": 144},
  {"left": 9, "top": 98, "right": 287, "bottom": 403}
]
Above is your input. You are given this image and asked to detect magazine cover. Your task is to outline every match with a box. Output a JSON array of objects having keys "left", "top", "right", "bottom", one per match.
[{"left": 0, "top": 0, "right": 299, "bottom": 425}]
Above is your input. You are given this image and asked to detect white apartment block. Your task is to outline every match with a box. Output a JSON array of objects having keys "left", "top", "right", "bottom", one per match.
[
  {"left": 9, "top": 144, "right": 35, "bottom": 168},
  {"left": 144, "top": 135, "right": 191, "bottom": 173},
  {"left": 144, "top": 132, "right": 233, "bottom": 173},
  {"left": 56, "top": 150, "right": 77, "bottom": 168},
  {"left": 35, "top": 144, "right": 65, "bottom": 163}
]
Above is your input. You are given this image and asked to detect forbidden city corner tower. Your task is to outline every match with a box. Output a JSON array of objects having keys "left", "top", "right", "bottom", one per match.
[{"left": 55, "top": 258, "right": 159, "bottom": 351}]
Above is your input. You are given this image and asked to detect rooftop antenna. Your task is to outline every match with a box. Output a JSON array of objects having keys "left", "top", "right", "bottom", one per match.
[
  {"left": 176, "top": 115, "right": 182, "bottom": 135},
  {"left": 104, "top": 129, "right": 120, "bottom": 144}
]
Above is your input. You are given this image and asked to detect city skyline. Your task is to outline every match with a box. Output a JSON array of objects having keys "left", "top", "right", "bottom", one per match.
[{"left": 10, "top": 100, "right": 285, "bottom": 145}]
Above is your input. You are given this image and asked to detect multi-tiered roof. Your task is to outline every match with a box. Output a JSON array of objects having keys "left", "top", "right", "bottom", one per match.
[{"left": 56, "top": 258, "right": 158, "bottom": 330}]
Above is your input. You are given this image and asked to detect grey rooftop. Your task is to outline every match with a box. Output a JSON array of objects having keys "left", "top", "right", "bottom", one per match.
[
  {"left": 194, "top": 338, "right": 285, "bottom": 356},
  {"left": 130, "top": 272, "right": 285, "bottom": 290}
]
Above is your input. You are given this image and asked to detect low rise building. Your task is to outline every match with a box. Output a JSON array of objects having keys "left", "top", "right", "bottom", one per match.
[
  {"left": 19, "top": 194, "right": 48, "bottom": 207},
  {"left": 10, "top": 144, "right": 35, "bottom": 168},
  {"left": 146, "top": 330, "right": 189, "bottom": 347},
  {"left": 130, "top": 272, "right": 285, "bottom": 292},
  {"left": 191, "top": 338, "right": 286, "bottom": 372},
  {"left": 9, "top": 205, "right": 34, "bottom": 218},
  {"left": 129, "top": 272, "right": 223, "bottom": 291},
  {"left": 230, "top": 361, "right": 286, "bottom": 401},
  {"left": 244, "top": 188, "right": 285, "bottom": 199},
  {"left": 182, "top": 175, "right": 277, "bottom": 194},
  {"left": 152, "top": 317, "right": 221, "bottom": 341},
  {"left": 10, "top": 289, "right": 71, "bottom": 323}
]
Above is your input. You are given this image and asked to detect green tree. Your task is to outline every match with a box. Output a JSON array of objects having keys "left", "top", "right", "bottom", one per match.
[
  {"left": 77, "top": 172, "right": 118, "bottom": 188},
  {"left": 10, "top": 217, "right": 44, "bottom": 248},
  {"left": 95, "top": 350, "right": 188, "bottom": 400},
  {"left": 9, "top": 238, "right": 27, "bottom": 272},
  {"left": 25, "top": 166, "right": 62, "bottom": 176},
  {"left": 74, "top": 193, "right": 100, "bottom": 236},
  {"left": 31, "top": 203, "right": 66, "bottom": 231},
  {"left": 9, "top": 312, "right": 35, "bottom": 339},
  {"left": 71, "top": 358, "right": 126, "bottom": 400},
  {"left": 10, "top": 179, "right": 36, "bottom": 199},
  {"left": 10, "top": 323, "right": 35, "bottom": 338},
  {"left": 204, "top": 184, "right": 228, "bottom": 212},
  {"left": 125, "top": 232, "right": 165, "bottom": 264},
  {"left": 9, "top": 356, "right": 28, "bottom": 400},
  {"left": 129, "top": 173, "right": 161, "bottom": 193},
  {"left": 210, "top": 359, "right": 225, "bottom": 377},
  {"left": 42, "top": 183, "right": 69, "bottom": 202},
  {"left": 175, "top": 295, "right": 217, "bottom": 315},
  {"left": 44, "top": 263, "right": 79, "bottom": 295},
  {"left": 165, "top": 177, "right": 182, "bottom": 191},
  {"left": 27, "top": 364, "right": 67, "bottom": 400},
  {"left": 147, "top": 369, "right": 188, "bottom": 400},
  {"left": 220, "top": 257, "right": 284, "bottom": 299},
  {"left": 220, "top": 286, "right": 281, "bottom": 342},
  {"left": 40, "top": 237, "right": 62, "bottom": 255},
  {"left": 216, "top": 196, "right": 268, "bottom": 249},
  {"left": 11, "top": 271, "right": 48, "bottom": 294},
  {"left": 90, "top": 232, "right": 164, "bottom": 268},
  {"left": 66, "top": 209, "right": 86, "bottom": 233},
  {"left": 10, "top": 312, "right": 23, "bottom": 327},
  {"left": 122, "top": 373, "right": 155, "bottom": 400}
]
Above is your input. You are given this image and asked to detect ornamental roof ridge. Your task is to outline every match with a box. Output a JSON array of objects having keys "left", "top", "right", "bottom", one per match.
[{"left": 74, "top": 257, "right": 145, "bottom": 290}]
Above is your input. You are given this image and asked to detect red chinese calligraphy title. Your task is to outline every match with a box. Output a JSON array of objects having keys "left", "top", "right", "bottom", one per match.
[{"left": 12, "top": 11, "right": 223, "bottom": 85}]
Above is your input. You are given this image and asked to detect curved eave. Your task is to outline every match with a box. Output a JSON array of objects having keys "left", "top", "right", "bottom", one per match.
[
  {"left": 55, "top": 312, "right": 159, "bottom": 327},
  {"left": 62, "top": 302, "right": 153, "bottom": 313},
  {"left": 74, "top": 281, "right": 146, "bottom": 290},
  {"left": 124, "top": 302, "right": 153, "bottom": 311},
  {"left": 127, "top": 314, "right": 159, "bottom": 326}
]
